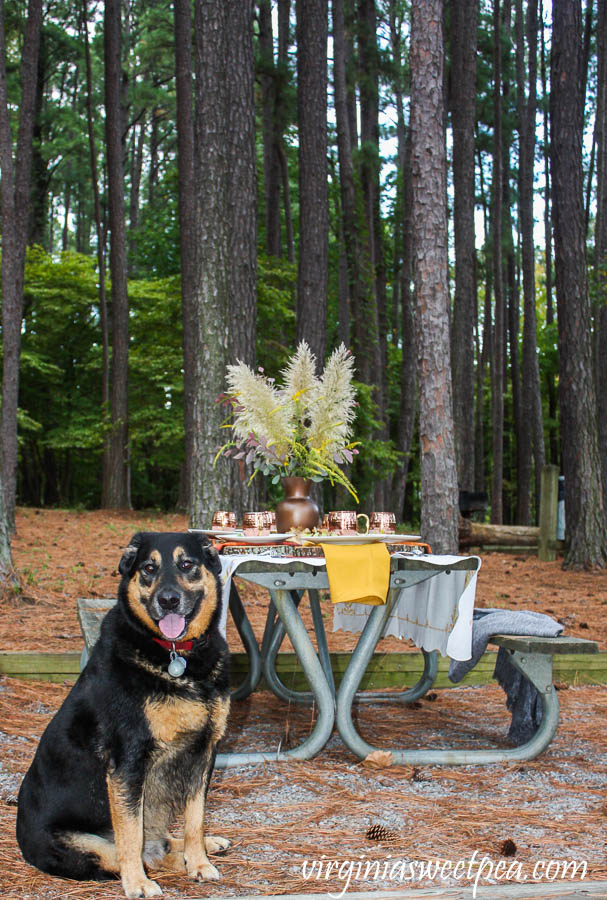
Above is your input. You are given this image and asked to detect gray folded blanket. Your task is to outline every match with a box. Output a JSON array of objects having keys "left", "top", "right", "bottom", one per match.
[{"left": 448, "top": 608, "right": 564, "bottom": 745}]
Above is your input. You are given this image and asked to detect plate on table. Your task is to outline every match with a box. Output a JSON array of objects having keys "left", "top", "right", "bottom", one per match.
[
  {"left": 218, "top": 533, "right": 295, "bottom": 544},
  {"left": 301, "top": 533, "right": 421, "bottom": 545},
  {"left": 189, "top": 528, "right": 244, "bottom": 538}
]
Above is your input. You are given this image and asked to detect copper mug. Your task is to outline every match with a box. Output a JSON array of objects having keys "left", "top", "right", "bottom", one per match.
[
  {"left": 243, "top": 512, "right": 270, "bottom": 536},
  {"left": 212, "top": 510, "right": 237, "bottom": 530},
  {"left": 263, "top": 510, "right": 276, "bottom": 533},
  {"left": 327, "top": 511, "right": 370, "bottom": 535},
  {"left": 369, "top": 511, "right": 396, "bottom": 534}
]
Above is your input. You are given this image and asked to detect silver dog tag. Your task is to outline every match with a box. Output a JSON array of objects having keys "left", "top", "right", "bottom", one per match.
[{"left": 168, "top": 649, "right": 187, "bottom": 677}]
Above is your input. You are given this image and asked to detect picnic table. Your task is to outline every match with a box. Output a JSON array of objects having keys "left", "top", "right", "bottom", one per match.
[{"left": 78, "top": 540, "right": 597, "bottom": 767}]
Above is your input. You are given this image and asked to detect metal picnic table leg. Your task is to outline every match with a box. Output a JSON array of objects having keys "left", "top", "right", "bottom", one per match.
[
  {"left": 263, "top": 587, "right": 433, "bottom": 705},
  {"left": 336, "top": 589, "right": 561, "bottom": 765},
  {"left": 216, "top": 587, "right": 335, "bottom": 767},
  {"left": 260, "top": 596, "right": 279, "bottom": 657},
  {"left": 263, "top": 588, "right": 335, "bottom": 704},
  {"left": 228, "top": 582, "right": 262, "bottom": 701},
  {"left": 353, "top": 648, "right": 438, "bottom": 704}
]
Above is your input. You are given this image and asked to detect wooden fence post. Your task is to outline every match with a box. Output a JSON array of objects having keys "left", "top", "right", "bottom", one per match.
[{"left": 538, "top": 464, "right": 559, "bottom": 561}]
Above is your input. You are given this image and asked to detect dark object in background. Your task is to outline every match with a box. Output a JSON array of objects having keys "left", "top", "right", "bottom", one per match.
[{"left": 458, "top": 489, "right": 489, "bottom": 519}]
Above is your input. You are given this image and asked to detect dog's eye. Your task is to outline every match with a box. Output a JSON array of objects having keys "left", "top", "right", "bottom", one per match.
[
  {"left": 142, "top": 563, "right": 156, "bottom": 575},
  {"left": 179, "top": 560, "right": 194, "bottom": 572}
]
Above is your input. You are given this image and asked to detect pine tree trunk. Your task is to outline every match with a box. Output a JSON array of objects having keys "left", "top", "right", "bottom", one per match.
[
  {"left": 410, "top": 0, "right": 459, "bottom": 554},
  {"left": 259, "top": 0, "right": 282, "bottom": 258},
  {"left": 226, "top": 0, "right": 258, "bottom": 520},
  {"left": 188, "top": 0, "right": 257, "bottom": 526},
  {"left": 333, "top": 0, "right": 373, "bottom": 383},
  {"left": 389, "top": 3, "right": 417, "bottom": 520},
  {"left": 0, "top": 476, "right": 14, "bottom": 591},
  {"left": 0, "top": 0, "right": 43, "bottom": 530},
  {"left": 449, "top": 0, "right": 478, "bottom": 494},
  {"left": 296, "top": 0, "right": 328, "bottom": 366},
  {"left": 595, "top": 0, "right": 607, "bottom": 522},
  {"left": 29, "top": 30, "right": 47, "bottom": 249},
  {"left": 490, "top": 0, "right": 505, "bottom": 525},
  {"left": 358, "top": 0, "right": 388, "bottom": 511},
  {"left": 551, "top": 0, "right": 607, "bottom": 568},
  {"left": 475, "top": 150, "right": 492, "bottom": 494},
  {"left": 190, "top": 0, "right": 231, "bottom": 527},
  {"left": 81, "top": 0, "right": 110, "bottom": 483},
  {"left": 226, "top": 0, "right": 257, "bottom": 368},
  {"left": 174, "top": 0, "right": 197, "bottom": 511},
  {"left": 540, "top": 0, "right": 558, "bottom": 467},
  {"left": 102, "top": 0, "right": 130, "bottom": 509},
  {"left": 128, "top": 120, "right": 145, "bottom": 276},
  {"left": 517, "top": 0, "right": 545, "bottom": 523}
]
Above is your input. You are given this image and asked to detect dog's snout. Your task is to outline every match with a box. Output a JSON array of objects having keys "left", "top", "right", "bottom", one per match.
[{"left": 157, "top": 589, "right": 181, "bottom": 611}]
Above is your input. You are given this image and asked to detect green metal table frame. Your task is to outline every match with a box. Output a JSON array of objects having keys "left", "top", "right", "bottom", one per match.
[
  {"left": 216, "top": 557, "right": 469, "bottom": 767},
  {"left": 80, "top": 555, "right": 563, "bottom": 766}
]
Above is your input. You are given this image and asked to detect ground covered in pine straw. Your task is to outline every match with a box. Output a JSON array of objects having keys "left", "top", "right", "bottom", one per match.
[
  {"left": 0, "top": 678, "right": 606, "bottom": 899},
  {"left": 1, "top": 508, "right": 607, "bottom": 898}
]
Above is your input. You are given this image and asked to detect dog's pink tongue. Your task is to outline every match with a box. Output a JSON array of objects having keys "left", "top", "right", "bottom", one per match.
[{"left": 158, "top": 614, "right": 186, "bottom": 640}]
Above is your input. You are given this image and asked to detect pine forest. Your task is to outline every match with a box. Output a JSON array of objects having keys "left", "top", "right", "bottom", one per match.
[{"left": 0, "top": 0, "right": 606, "bottom": 569}]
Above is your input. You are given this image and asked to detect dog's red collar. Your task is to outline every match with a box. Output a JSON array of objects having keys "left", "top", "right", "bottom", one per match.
[
  {"left": 153, "top": 634, "right": 207, "bottom": 652},
  {"left": 154, "top": 637, "right": 194, "bottom": 651}
]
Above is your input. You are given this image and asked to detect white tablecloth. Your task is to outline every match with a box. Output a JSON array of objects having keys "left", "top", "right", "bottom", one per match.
[
  {"left": 332, "top": 553, "right": 481, "bottom": 661},
  {"left": 219, "top": 553, "right": 480, "bottom": 662}
]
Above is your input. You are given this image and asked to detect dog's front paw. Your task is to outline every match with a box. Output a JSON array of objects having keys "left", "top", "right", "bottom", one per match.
[
  {"left": 204, "top": 834, "right": 231, "bottom": 854},
  {"left": 122, "top": 875, "right": 163, "bottom": 898},
  {"left": 186, "top": 860, "right": 221, "bottom": 882}
]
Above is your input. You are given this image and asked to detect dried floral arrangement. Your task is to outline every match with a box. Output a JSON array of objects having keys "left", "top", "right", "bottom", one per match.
[{"left": 216, "top": 342, "right": 359, "bottom": 499}]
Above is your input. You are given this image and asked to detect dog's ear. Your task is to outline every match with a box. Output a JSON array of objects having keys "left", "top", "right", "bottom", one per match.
[
  {"left": 193, "top": 533, "right": 222, "bottom": 576},
  {"left": 118, "top": 533, "right": 144, "bottom": 577}
]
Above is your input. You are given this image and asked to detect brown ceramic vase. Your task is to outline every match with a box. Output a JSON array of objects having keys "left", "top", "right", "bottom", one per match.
[{"left": 275, "top": 477, "right": 320, "bottom": 533}]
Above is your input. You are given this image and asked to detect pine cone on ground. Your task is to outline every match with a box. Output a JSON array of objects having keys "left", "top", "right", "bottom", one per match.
[{"left": 365, "top": 823, "right": 398, "bottom": 843}]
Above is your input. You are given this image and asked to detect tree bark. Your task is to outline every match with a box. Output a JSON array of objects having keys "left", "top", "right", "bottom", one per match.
[
  {"left": 475, "top": 147, "right": 492, "bottom": 495},
  {"left": 539, "top": 0, "right": 558, "bottom": 467},
  {"left": 389, "top": 3, "right": 417, "bottom": 520},
  {"left": 226, "top": 0, "right": 257, "bottom": 368},
  {"left": 174, "top": 0, "right": 197, "bottom": 512},
  {"left": 0, "top": 0, "right": 43, "bottom": 530},
  {"left": 358, "top": 0, "right": 388, "bottom": 510},
  {"left": 333, "top": 0, "right": 373, "bottom": 381},
  {"left": 296, "top": 0, "right": 328, "bottom": 367},
  {"left": 410, "top": 0, "right": 459, "bottom": 554},
  {"left": 595, "top": 0, "right": 607, "bottom": 522},
  {"left": 449, "top": 0, "right": 478, "bottom": 494},
  {"left": 80, "top": 0, "right": 110, "bottom": 454},
  {"left": 188, "top": 0, "right": 257, "bottom": 527},
  {"left": 0, "top": 476, "right": 14, "bottom": 591},
  {"left": 128, "top": 120, "right": 145, "bottom": 276},
  {"left": 516, "top": 0, "right": 545, "bottom": 525},
  {"left": 551, "top": 0, "right": 607, "bottom": 568},
  {"left": 226, "top": 0, "right": 258, "bottom": 520},
  {"left": 490, "top": 0, "right": 505, "bottom": 525},
  {"left": 102, "top": 0, "right": 130, "bottom": 509},
  {"left": 190, "top": 0, "right": 231, "bottom": 526},
  {"left": 459, "top": 518, "right": 540, "bottom": 548},
  {"left": 259, "top": 0, "right": 282, "bottom": 259}
]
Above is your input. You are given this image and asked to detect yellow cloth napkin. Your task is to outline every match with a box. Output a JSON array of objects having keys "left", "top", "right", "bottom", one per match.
[{"left": 320, "top": 542, "right": 391, "bottom": 605}]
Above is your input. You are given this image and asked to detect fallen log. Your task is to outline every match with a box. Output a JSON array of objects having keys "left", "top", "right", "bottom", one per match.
[{"left": 459, "top": 517, "right": 539, "bottom": 547}]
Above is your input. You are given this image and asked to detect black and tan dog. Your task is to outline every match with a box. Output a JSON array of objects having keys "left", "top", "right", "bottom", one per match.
[{"left": 16, "top": 531, "right": 231, "bottom": 899}]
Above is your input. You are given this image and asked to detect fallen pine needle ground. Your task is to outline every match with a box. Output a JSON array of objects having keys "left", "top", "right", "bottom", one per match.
[{"left": 1, "top": 676, "right": 606, "bottom": 899}]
